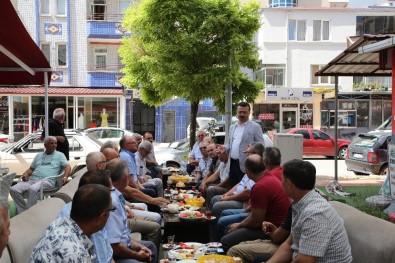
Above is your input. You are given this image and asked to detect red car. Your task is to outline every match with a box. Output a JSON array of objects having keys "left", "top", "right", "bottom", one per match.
[{"left": 285, "top": 128, "right": 351, "bottom": 159}]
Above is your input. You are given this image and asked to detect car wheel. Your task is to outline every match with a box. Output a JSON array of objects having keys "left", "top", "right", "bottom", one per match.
[
  {"left": 379, "top": 165, "right": 388, "bottom": 176},
  {"left": 338, "top": 147, "right": 347, "bottom": 160}
]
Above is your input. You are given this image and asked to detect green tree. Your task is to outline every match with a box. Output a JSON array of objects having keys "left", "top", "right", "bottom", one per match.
[{"left": 119, "top": 0, "right": 261, "bottom": 145}]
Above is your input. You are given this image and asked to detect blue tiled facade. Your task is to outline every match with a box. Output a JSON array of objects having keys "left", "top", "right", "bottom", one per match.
[
  {"left": 88, "top": 72, "right": 122, "bottom": 87},
  {"left": 155, "top": 98, "right": 218, "bottom": 142},
  {"left": 87, "top": 21, "right": 124, "bottom": 39}
]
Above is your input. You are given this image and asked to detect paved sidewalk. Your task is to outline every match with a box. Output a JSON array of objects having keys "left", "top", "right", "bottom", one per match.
[{"left": 316, "top": 174, "right": 386, "bottom": 187}]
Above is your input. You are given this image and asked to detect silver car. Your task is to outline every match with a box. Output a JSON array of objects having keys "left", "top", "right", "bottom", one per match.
[
  {"left": 84, "top": 127, "right": 134, "bottom": 145},
  {"left": 0, "top": 130, "right": 101, "bottom": 177}
]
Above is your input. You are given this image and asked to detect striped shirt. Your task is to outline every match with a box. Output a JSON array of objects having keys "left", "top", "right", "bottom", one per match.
[{"left": 291, "top": 190, "right": 352, "bottom": 263}]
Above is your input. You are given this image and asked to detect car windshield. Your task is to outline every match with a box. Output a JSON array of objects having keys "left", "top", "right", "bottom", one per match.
[
  {"left": 197, "top": 118, "right": 215, "bottom": 128},
  {"left": 353, "top": 135, "right": 379, "bottom": 147}
]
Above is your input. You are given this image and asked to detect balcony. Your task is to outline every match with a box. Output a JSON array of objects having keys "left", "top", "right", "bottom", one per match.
[{"left": 86, "top": 13, "right": 124, "bottom": 22}]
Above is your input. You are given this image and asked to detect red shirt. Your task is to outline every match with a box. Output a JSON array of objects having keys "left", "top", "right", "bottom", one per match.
[
  {"left": 250, "top": 173, "right": 290, "bottom": 227},
  {"left": 267, "top": 166, "right": 283, "bottom": 181}
]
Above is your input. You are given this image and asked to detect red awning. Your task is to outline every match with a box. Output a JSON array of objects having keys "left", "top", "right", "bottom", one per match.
[{"left": 0, "top": 0, "right": 51, "bottom": 85}]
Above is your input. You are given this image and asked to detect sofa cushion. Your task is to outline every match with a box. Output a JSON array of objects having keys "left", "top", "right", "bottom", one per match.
[
  {"left": 0, "top": 198, "right": 66, "bottom": 263},
  {"left": 330, "top": 201, "right": 395, "bottom": 263}
]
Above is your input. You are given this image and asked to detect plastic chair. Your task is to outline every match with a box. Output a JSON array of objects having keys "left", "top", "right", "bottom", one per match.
[
  {"left": 39, "top": 171, "right": 65, "bottom": 200},
  {"left": 0, "top": 173, "right": 16, "bottom": 201}
]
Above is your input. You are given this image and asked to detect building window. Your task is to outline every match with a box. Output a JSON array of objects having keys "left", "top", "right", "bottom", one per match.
[
  {"left": 313, "top": 20, "right": 330, "bottom": 41},
  {"left": 356, "top": 16, "right": 395, "bottom": 35},
  {"left": 95, "top": 48, "right": 107, "bottom": 69},
  {"left": 40, "top": 0, "right": 50, "bottom": 15},
  {"left": 56, "top": 0, "right": 66, "bottom": 15},
  {"left": 311, "top": 65, "right": 335, "bottom": 85},
  {"left": 91, "top": 0, "right": 106, "bottom": 20},
  {"left": 269, "top": 0, "right": 298, "bottom": 7},
  {"left": 57, "top": 44, "right": 67, "bottom": 66},
  {"left": 321, "top": 100, "right": 356, "bottom": 128},
  {"left": 41, "top": 44, "right": 51, "bottom": 63},
  {"left": 288, "top": 19, "right": 306, "bottom": 41}
]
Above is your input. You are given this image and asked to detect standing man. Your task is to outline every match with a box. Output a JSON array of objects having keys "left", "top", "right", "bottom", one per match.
[
  {"left": 219, "top": 102, "right": 270, "bottom": 188},
  {"left": 31, "top": 184, "right": 113, "bottom": 262},
  {"left": 267, "top": 159, "right": 352, "bottom": 263},
  {"left": 0, "top": 201, "right": 10, "bottom": 257},
  {"left": 41, "top": 108, "right": 69, "bottom": 160},
  {"left": 10, "top": 136, "right": 71, "bottom": 214}
]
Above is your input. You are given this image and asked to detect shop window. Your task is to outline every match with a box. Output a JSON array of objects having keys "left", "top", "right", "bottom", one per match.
[
  {"left": 13, "top": 96, "right": 30, "bottom": 141},
  {"left": 321, "top": 110, "right": 356, "bottom": 128},
  {"left": 383, "top": 100, "right": 391, "bottom": 120},
  {"left": 288, "top": 19, "right": 306, "bottom": 41},
  {"left": 253, "top": 103, "right": 280, "bottom": 131},
  {"left": 356, "top": 101, "right": 369, "bottom": 127},
  {"left": 300, "top": 104, "right": 313, "bottom": 127}
]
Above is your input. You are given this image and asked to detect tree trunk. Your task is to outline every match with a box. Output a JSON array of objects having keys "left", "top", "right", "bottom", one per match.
[{"left": 189, "top": 101, "right": 199, "bottom": 149}]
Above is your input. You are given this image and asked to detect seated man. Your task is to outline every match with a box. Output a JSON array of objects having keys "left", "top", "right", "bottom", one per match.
[
  {"left": 10, "top": 136, "right": 71, "bottom": 214},
  {"left": 105, "top": 158, "right": 157, "bottom": 263},
  {"left": 267, "top": 160, "right": 352, "bottom": 263},
  {"left": 199, "top": 143, "right": 222, "bottom": 194},
  {"left": 136, "top": 141, "right": 163, "bottom": 197},
  {"left": 57, "top": 170, "right": 115, "bottom": 263},
  {"left": 194, "top": 142, "right": 212, "bottom": 183},
  {"left": 220, "top": 154, "right": 290, "bottom": 252},
  {"left": 227, "top": 206, "right": 292, "bottom": 263},
  {"left": 187, "top": 130, "right": 206, "bottom": 174},
  {"left": 143, "top": 132, "right": 162, "bottom": 178},
  {"left": 31, "top": 184, "right": 112, "bottom": 262}
]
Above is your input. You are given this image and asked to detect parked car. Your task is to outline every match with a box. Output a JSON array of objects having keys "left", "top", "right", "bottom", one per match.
[
  {"left": 284, "top": 128, "right": 351, "bottom": 159},
  {"left": 186, "top": 117, "right": 217, "bottom": 138},
  {"left": 155, "top": 132, "right": 226, "bottom": 166},
  {"left": 345, "top": 132, "right": 390, "bottom": 175},
  {"left": 0, "top": 130, "right": 101, "bottom": 178},
  {"left": 84, "top": 127, "right": 133, "bottom": 144}
]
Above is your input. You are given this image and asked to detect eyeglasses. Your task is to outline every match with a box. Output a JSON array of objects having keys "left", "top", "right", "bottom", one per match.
[
  {"left": 200, "top": 146, "right": 207, "bottom": 150},
  {"left": 105, "top": 206, "right": 117, "bottom": 213},
  {"left": 127, "top": 141, "right": 137, "bottom": 145}
]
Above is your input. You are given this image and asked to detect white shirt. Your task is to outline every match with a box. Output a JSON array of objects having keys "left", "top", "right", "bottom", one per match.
[
  {"left": 218, "top": 160, "right": 230, "bottom": 182},
  {"left": 230, "top": 122, "right": 247, "bottom": 159}
]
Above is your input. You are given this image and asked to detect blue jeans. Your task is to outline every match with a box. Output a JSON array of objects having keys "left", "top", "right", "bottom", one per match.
[{"left": 217, "top": 209, "right": 249, "bottom": 239}]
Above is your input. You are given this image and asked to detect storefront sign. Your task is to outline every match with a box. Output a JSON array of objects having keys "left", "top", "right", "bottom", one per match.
[
  {"left": 258, "top": 113, "right": 275, "bottom": 120},
  {"left": 265, "top": 88, "right": 313, "bottom": 102},
  {"left": 389, "top": 144, "right": 395, "bottom": 199}
]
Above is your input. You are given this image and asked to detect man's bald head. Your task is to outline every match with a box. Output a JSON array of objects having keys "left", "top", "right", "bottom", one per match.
[
  {"left": 102, "top": 148, "right": 120, "bottom": 162},
  {"left": 86, "top": 152, "right": 106, "bottom": 171}
]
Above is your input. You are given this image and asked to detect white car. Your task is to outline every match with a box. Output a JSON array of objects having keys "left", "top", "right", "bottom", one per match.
[
  {"left": 0, "top": 130, "right": 101, "bottom": 178},
  {"left": 84, "top": 127, "right": 134, "bottom": 145}
]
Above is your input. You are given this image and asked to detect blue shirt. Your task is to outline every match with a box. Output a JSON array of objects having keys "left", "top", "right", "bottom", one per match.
[
  {"left": 120, "top": 149, "right": 138, "bottom": 183},
  {"left": 104, "top": 187, "right": 131, "bottom": 246},
  {"left": 58, "top": 203, "right": 113, "bottom": 263},
  {"left": 189, "top": 141, "right": 202, "bottom": 160},
  {"left": 30, "top": 150, "right": 67, "bottom": 184}
]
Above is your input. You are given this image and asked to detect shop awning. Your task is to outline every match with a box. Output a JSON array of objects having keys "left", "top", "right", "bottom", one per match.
[
  {"left": 0, "top": 0, "right": 52, "bottom": 85},
  {"left": 0, "top": 87, "right": 125, "bottom": 95},
  {"left": 315, "top": 34, "right": 394, "bottom": 77}
]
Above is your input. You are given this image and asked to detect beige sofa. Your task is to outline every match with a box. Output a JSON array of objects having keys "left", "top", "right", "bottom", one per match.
[
  {"left": 331, "top": 201, "right": 395, "bottom": 263},
  {"left": 0, "top": 198, "right": 66, "bottom": 263}
]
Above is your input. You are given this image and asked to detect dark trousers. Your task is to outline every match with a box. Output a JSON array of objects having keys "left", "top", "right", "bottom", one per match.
[
  {"left": 253, "top": 253, "right": 273, "bottom": 263},
  {"left": 229, "top": 158, "right": 245, "bottom": 188}
]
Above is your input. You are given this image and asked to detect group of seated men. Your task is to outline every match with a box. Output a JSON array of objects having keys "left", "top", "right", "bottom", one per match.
[
  {"left": 7, "top": 117, "right": 353, "bottom": 262},
  {"left": 186, "top": 135, "right": 353, "bottom": 262}
]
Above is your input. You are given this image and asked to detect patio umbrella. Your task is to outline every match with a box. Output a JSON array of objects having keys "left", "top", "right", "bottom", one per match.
[{"left": 0, "top": 0, "right": 52, "bottom": 136}]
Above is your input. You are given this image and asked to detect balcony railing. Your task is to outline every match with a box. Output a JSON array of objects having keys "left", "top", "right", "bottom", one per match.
[
  {"left": 87, "top": 63, "right": 124, "bottom": 72},
  {"left": 86, "top": 13, "right": 124, "bottom": 22}
]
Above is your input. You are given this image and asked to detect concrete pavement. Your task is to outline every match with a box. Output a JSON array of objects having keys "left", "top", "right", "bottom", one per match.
[{"left": 307, "top": 158, "right": 386, "bottom": 187}]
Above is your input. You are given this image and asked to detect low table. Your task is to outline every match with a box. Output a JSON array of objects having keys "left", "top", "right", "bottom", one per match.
[{"left": 163, "top": 208, "right": 214, "bottom": 244}]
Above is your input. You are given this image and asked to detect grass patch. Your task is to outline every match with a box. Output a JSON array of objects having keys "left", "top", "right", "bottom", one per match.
[{"left": 317, "top": 185, "right": 388, "bottom": 220}]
